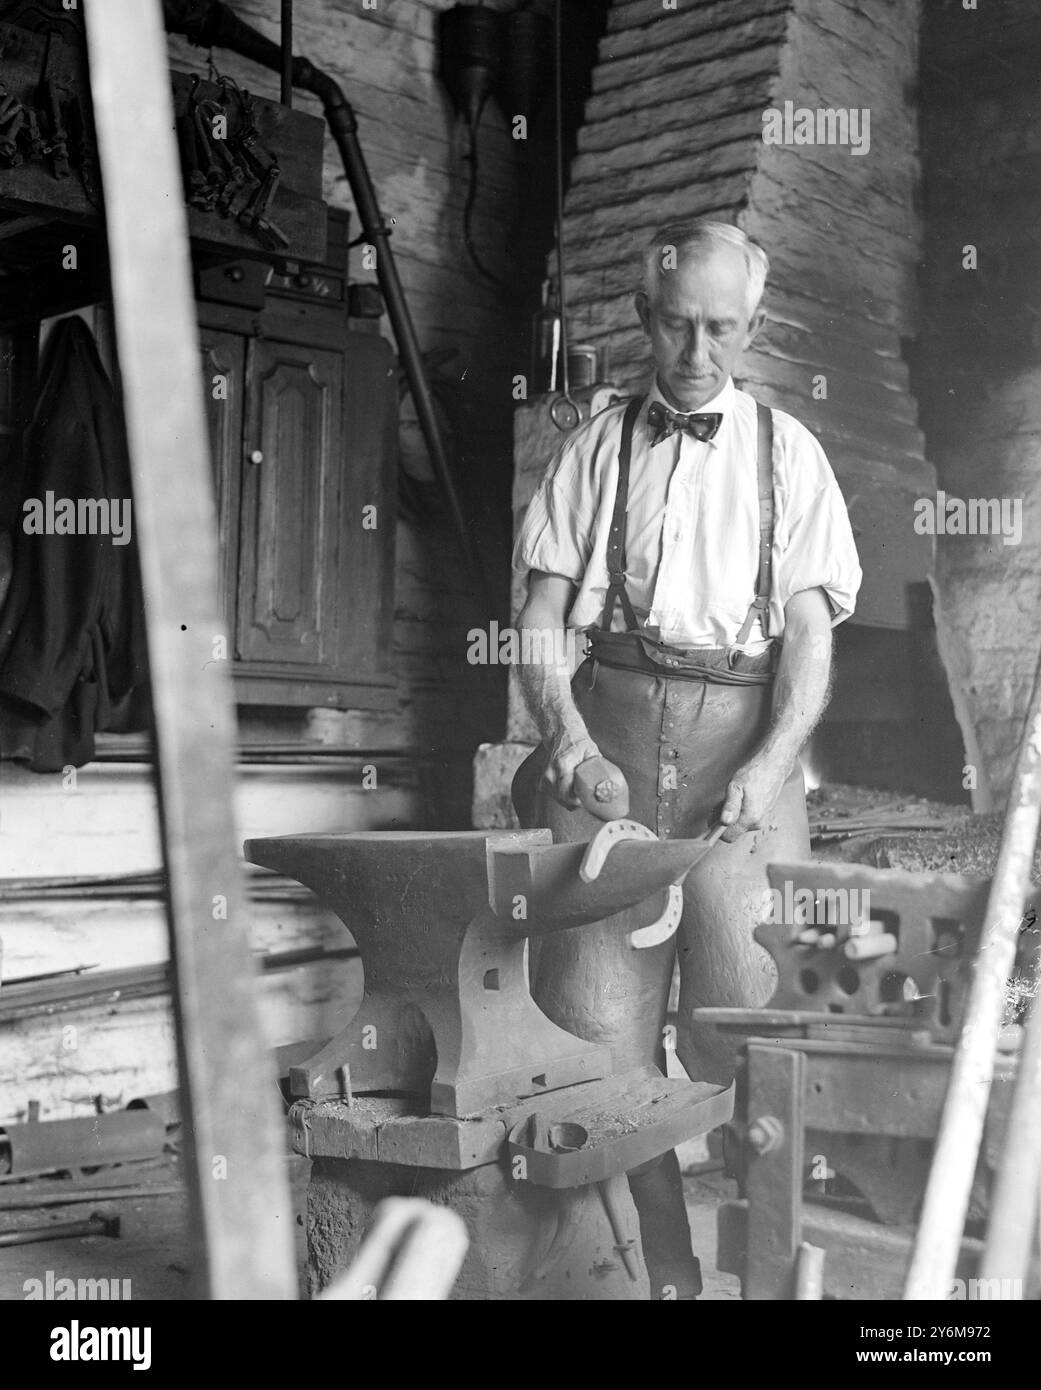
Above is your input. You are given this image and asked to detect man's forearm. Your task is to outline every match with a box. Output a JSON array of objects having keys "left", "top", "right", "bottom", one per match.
[
  {"left": 758, "top": 608, "right": 833, "bottom": 774},
  {"left": 516, "top": 639, "right": 596, "bottom": 762}
]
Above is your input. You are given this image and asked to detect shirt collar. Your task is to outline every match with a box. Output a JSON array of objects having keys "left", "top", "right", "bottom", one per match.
[{"left": 643, "top": 376, "right": 735, "bottom": 448}]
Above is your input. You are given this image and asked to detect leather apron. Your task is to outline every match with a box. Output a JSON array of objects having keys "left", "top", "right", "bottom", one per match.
[{"left": 514, "top": 395, "right": 811, "bottom": 1086}]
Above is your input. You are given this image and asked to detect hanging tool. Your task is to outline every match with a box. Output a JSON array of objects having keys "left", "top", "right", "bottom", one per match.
[
  {"left": 37, "top": 29, "right": 70, "bottom": 179},
  {"left": 0, "top": 86, "right": 25, "bottom": 165},
  {"left": 437, "top": 3, "right": 514, "bottom": 296}
]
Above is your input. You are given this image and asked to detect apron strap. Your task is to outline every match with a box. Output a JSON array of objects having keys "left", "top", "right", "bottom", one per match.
[
  {"left": 600, "top": 394, "right": 645, "bottom": 633},
  {"left": 734, "top": 399, "right": 775, "bottom": 646}
]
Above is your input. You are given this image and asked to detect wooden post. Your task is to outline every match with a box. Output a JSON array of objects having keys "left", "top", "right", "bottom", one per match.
[
  {"left": 83, "top": 0, "right": 296, "bottom": 1298},
  {"left": 745, "top": 1044, "right": 805, "bottom": 1300},
  {"left": 979, "top": 982, "right": 1041, "bottom": 1290},
  {"left": 904, "top": 652, "right": 1041, "bottom": 1300}
]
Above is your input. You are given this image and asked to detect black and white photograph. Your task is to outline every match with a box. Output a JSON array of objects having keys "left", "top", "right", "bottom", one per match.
[{"left": 0, "top": 0, "right": 1036, "bottom": 1349}]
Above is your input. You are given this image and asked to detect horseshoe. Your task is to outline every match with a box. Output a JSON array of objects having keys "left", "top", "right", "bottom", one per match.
[
  {"left": 629, "top": 881, "right": 684, "bottom": 950},
  {"left": 579, "top": 818, "right": 657, "bottom": 883}
]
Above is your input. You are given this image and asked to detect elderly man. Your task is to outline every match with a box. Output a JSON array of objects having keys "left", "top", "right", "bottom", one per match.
[{"left": 511, "top": 221, "right": 861, "bottom": 1298}]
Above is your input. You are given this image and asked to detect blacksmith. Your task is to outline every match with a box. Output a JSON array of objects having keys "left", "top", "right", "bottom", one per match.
[{"left": 512, "top": 221, "right": 862, "bottom": 1298}]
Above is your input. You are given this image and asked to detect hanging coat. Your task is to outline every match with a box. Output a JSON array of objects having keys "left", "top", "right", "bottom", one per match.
[{"left": 0, "top": 316, "right": 149, "bottom": 770}]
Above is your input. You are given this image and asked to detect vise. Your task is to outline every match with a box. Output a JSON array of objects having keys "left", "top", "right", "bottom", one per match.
[
  {"left": 246, "top": 825, "right": 731, "bottom": 1300},
  {"left": 696, "top": 860, "right": 1036, "bottom": 1299}
]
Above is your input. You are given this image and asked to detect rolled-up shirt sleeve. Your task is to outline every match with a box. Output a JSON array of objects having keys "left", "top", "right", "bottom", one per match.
[
  {"left": 772, "top": 421, "right": 862, "bottom": 627},
  {"left": 512, "top": 439, "right": 596, "bottom": 583}
]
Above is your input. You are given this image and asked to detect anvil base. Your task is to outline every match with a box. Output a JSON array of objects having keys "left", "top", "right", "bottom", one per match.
[
  {"left": 308, "top": 1157, "right": 650, "bottom": 1301},
  {"left": 295, "top": 1069, "right": 732, "bottom": 1300}
]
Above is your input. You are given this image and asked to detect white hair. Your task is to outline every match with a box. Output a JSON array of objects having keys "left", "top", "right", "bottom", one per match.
[{"left": 642, "top": 221, "right": 769, "bottom": 317}]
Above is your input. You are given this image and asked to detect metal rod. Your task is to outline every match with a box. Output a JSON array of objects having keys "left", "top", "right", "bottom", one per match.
[
  {"left": 280, "top": 0, "right": 293, "bottom": 108},
  {"left": 978, "top": 966, "right": 1041, "bottom": 1289},
  {"left": 84, "top": 0, "right": 296, "bottom": 1300},
  {"left": 1, "top": 1184, "right": 183, "bottom": 1212},
  {"left": 553, "top": 0, "right": 569, "bottom": 401},
  {"left": 903, "top": 648, "right": 1041, "bottom": 1299},
  {"left": 0, "top": 1214, "right": 119, "bottom": 1246}
]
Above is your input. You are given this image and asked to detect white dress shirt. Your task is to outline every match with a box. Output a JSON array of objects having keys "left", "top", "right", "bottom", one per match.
[{"left": 514, "top": 376, "right": 862, "bottom": 653}]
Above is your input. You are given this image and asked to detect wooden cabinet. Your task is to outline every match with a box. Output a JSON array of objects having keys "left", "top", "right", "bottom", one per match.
[
  {"left": 198, "top": 284, "right": 397, "bottom": 710},
  {"left": 238, "top": 338, "right": 342, "bottom": 671}
]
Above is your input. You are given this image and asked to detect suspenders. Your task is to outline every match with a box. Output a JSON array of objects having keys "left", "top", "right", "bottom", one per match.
[
  {"left": 736, "top": 400, "right": 775, "bottom": 644},
  {"left": 600, "top": 394, "right": 775, "bottom": 647},
  {"left": 601, "top": 395, "right": 644, "bottom": 635}
]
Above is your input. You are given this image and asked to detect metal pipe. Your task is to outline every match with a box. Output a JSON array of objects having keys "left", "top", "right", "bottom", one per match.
[
  {"left": 904, "top": 649, "right": 1041, "bottom": 1300},
  {"left": 280, "top": 0, "right": 293, "bottom": 107},
  {"left": 0, "top": 1111, "right": 166, "bottom": 1180},
  {"left": 162, "top": 1, "right": 484, "bottom": 588},
  {"left": 0, "top": 1214, "right": 120, "bottom": 1247},
  {"left": 1, "top": 1184, "right": 182, "bottom": 1212}
]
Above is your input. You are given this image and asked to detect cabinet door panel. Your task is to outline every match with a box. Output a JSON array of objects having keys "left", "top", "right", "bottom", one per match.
[
  {"left": 198, "top": 328, "right": 245, "bottom": 627},
  {"left": 237, "top": 340, "right": 342, "bottom": 667}
]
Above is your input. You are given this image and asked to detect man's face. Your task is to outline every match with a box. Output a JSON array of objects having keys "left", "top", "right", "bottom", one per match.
[{"left": 634, "top": 246, "right": 765, "bottom": 411}]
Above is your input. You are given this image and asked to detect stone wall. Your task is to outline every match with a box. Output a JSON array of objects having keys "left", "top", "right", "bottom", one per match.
[{"left": 917, "top": 0, "right": 1041, "bottom": 803}]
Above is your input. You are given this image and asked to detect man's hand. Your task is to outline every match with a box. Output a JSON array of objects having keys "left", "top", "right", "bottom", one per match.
[
  {"left": 719, "top": 755, "right": 791, "bottom": 842},
  {"left": 719, "top": 587, "right": 835, "bottom": 842},
  {"left": 542, "top": 734, "right": 603, "bottom": 810},
  {"left": 516, "top": 571, "right": 609, "bottom": 813}
]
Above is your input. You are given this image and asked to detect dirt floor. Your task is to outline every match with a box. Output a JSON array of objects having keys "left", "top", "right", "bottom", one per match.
[{"left": 0, "top": 1151, "right": 739, "bottom": 1301}]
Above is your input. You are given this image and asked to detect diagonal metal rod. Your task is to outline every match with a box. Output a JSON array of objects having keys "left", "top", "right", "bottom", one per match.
[
  {"left": 84, "top": 0, "right": 296, "bottom": 1299},
  {"left": 903, "top": 645, "right": 1041, "bottom": 1299},
  {"left": 978, "top": 954, "right": 1041, "bottom": 1289}
]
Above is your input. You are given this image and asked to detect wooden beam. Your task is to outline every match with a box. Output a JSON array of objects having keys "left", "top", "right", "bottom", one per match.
[{"left": 82, "top": 0, "right": 295, "bottom": 1299}]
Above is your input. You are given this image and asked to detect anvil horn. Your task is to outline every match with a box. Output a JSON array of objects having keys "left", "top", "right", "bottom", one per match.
[{"left": 487, "top": 829, "right": 722, "bottom": 934}]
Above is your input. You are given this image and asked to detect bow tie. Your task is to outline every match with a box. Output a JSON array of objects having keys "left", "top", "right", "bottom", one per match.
[{"left": 646, "top": 400, "right": 723, "bottom": 447}]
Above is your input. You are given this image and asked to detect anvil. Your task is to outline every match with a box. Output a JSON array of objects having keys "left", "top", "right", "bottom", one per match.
[{"left": 245, "top": 827, "right": 722, "bottom": 1118}]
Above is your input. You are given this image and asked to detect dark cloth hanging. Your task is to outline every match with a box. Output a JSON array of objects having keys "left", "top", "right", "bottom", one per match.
[{"left": 0, "top": 316, "right": 150, "bottom": 771}]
